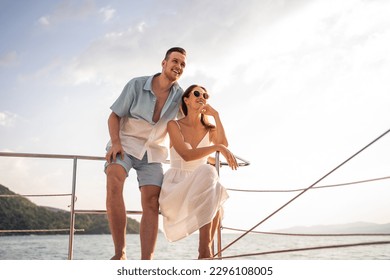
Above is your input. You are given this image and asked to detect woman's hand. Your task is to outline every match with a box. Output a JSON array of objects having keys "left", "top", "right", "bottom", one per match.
[
  {"left": 200, "top": 104, "right": 218, "bottom": 118},
  {"left": 216, "top": 144, "right": 238, "bottom": 170}
]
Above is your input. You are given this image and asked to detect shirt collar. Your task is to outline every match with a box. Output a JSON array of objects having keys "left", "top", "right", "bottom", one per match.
[{"left": 144, "top": 73, "right": 180, "bottom": 94}]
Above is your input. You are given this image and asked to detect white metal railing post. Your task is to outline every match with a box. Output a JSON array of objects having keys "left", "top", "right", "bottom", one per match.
[{"left": 67, "top": 157, "right": 78, "bottom": 260}]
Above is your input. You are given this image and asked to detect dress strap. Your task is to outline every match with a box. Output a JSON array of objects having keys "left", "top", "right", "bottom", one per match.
[
  {"left": 175, "top": 121, "right": 185, "bottom": 139},
  {"left": 171, "top": 120, "right": 185, "bottom": 145},
  {"left": 174, "top": 120, "right": 182, "bottom": 131}
]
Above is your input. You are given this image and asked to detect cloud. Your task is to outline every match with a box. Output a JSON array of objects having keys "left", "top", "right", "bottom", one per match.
[
  {"left": 213, "top": 0, "right": 390, "bottom": 95},
  {"left": 0, "top": 51, "right": 19, "bottom": 67},
  {"left": 38, "top": 16, "right": 51, "bottom": 26},
  {"left": 99, "top": 6, "right": 116, "bottom": 22},
  {"left": 58, "top": 0, "right": 270, "bottom": 87},
  {"left": 31, "top": 0, "right": 390, "bottom": 124},
  {"left": 0, "top": 111, "right": 19, "bottom": 127},
  {"left": 137, "top": 22, "right": 146, "bottom": 32},
  {"left": 17, "top": 58, "right": 64, "bottom": 84},
  {"left": 37, "top": 0, "right": 96, "bottom": 27},
  {"left": 62, "top": 25, "right": 159, "bottom": 87}
]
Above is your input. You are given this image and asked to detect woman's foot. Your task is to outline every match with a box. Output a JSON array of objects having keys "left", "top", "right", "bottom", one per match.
[
  {"left": 110, "top": 252, "right": 126, "bottom": 260},
  {"left": 198, "top": 246, "right": 212, "bottom": 259}
]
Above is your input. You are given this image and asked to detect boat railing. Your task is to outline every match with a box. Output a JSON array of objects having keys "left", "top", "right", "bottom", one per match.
[
  {"left": 3, "top": 127, "right": 389, "bottom": 260},
  {"left": 0, "top": 151, "right": 250, "bottom": 260}
]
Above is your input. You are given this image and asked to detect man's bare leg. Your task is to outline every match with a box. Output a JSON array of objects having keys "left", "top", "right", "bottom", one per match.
[
  {"left": 140, "top": 185, "right": 161, "bottom": 260},
  {"left": 106, "top": 165, "right": 127, "bottom": 260}
]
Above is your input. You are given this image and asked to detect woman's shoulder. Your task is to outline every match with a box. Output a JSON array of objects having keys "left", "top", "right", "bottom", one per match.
[{"left": 167, "top": 119, "right": 181, "bottom": 130}]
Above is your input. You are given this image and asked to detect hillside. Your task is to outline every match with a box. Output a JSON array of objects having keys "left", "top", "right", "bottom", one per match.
[{"left": 0, "top": 184, "right": 139, "bottom": 235}]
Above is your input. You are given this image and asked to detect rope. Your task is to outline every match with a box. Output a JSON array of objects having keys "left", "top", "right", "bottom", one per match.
[
  {"left": 226, "top": 176, "right": 390, "bottom": 193},
  {"left": 214, "top": 128, "right": 390, "bottom": 258},
  {"left": 211, "top": 240, "right": 390, "bottom": 260},
  {"left": 222, "top": 226, "right": 390, "bottom": 236}
]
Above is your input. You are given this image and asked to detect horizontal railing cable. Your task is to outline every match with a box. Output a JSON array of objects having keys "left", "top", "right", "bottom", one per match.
[
  {"left": 0, "top": 193, "right": 72, "bottom": 198},
  {"left": 226, "top": 175, "right": 390, "bottom": 193},
  {"left": 0, "top": 229, "right": 84, "bottom": 233},
  {"left": 0, "top": 152, "right": 249, "bottom": 166},
  {"left": 211, "top": 240, "right": 390, "bottom": 260},
  {"left": 214, "top": 128, "right": 390, "bottom": 258},
  {"left": 222, "top": 226, "right": 390, "bottom": 237},
  {"left": 0, "top": 152, "right": 105, "bottom": 161},
  {"left": 75, "top": 209, "right": 144, "bottom": 215}
]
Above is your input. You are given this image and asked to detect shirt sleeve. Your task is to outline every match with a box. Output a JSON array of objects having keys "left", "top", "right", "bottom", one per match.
[{"left": 110, "top": 80, "right": 135, "bottom": 117}]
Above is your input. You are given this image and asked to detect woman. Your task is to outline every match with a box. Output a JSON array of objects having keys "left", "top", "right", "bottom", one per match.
[{"left": 159, "top": 84, "right": 238, "bottom": 259}]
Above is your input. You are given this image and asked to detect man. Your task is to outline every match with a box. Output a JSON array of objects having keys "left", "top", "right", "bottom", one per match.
[{"left": 104, "top": 47, "right": 187, "bottom": 260}]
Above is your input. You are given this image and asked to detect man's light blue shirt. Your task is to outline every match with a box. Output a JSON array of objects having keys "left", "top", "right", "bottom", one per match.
[{"left": 107, "top": 73, "right": 183, "bottom": 163}]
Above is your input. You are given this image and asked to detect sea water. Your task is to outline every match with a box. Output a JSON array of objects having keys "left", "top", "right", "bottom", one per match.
[{"left": 0, "top": 233, "right": 389, "bottom": 260}]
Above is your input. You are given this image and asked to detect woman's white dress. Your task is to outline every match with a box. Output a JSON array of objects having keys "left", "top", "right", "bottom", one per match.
[{"left": 159, "top": 131, "right": 229, "bottom": 242}]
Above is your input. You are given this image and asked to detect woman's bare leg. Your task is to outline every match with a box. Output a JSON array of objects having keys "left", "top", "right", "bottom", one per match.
[
  {"left": 198, "top": 222, "right": 213, "bottom": 259},
  {"left": 210, "top": 211, "right": 221, "bottom": 256}
]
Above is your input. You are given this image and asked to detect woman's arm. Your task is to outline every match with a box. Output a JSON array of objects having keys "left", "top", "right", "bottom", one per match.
[
  {"left": 201, "top": 104, "right": 228, "bottom": 146},
  {"left": 168, "top": 120, "right": 238, "bottom": 169},
  {"left": 168, "top": 120, "right": 216, "bottom": 161},
  {"left": 210, "top": 112, "right": 228, "bottom": 146}
]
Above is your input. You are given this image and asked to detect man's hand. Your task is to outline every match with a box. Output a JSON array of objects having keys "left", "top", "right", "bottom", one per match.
[{"left": 106, "top": 143, "right": 125, "bottom": 163}]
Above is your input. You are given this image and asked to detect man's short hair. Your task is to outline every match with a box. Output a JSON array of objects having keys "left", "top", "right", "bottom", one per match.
[{"left": 165, "top": 47, "right": 186, "bottom": 60}]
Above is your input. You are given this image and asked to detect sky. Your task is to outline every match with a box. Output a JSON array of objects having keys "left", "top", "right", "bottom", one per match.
[{"left": 1, "top": 0, "right": 390, "bottom": 238}]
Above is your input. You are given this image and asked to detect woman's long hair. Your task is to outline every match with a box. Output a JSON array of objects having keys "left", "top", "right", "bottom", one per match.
[{"left": 181, "top": 85, "right": 215, "bottom": 129}]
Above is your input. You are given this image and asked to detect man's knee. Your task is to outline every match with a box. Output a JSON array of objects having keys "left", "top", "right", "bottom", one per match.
[
  {"left": 141, "top": 186, "right": 160, "bottom": 213},
  {"left": 106, "top": 165, "right": 127, "bottom": 195},
  {"left": 143, "top": 195, "right": 160, "bottom": 211}
]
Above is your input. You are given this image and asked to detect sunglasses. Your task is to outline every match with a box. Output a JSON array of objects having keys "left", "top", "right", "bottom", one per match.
[{"left": 192, "top": 90, "right": 209, "bottom": 99}]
